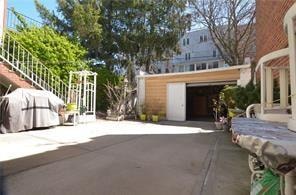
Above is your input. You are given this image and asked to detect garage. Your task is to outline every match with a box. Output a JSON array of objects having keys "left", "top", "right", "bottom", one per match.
[
  {"left": 186, "top": 82, "right": 236, "bottom": 121},
  {"left": 137, "top": 65, "right": 251, "bottom": 121}
]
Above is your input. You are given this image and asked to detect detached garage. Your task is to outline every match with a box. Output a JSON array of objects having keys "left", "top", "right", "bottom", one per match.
[{"left": 137, "top": 65, "right": 251, "bottom": 121}]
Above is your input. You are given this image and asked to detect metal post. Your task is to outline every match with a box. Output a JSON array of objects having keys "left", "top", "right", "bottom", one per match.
[
  {"left": 93, "top": 73, "right": 97, "bottom": 116},
  {"left": 67, "top": 71, "right": 72, "bottom": 104},
  {"left": 83, "top": 72, "right": 87, "bottom": 116},
  {"left": 260, "top": 63, "right": 266, "bottom": 115}
]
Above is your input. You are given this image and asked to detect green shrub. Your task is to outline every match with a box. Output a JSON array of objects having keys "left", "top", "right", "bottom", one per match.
[
  {"left": 220, "top": 82, "right": 260, "bottom": 110},
  {"left": 92, "top": 66, "right": 122, "bottom": 111}
]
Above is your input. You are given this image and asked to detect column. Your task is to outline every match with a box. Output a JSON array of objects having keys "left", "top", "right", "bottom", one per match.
[
  {"left": 260, "top": 63, "right": 266, "bottom": 114},
  {"left": 266, "top": 67, "right": 274, "bottom": 109},
  {"left": 287, "top": 18, "right": 296, "bottom": 131},
  {"left": 279, "top": 68, "right": 289, "bottom": 108}
]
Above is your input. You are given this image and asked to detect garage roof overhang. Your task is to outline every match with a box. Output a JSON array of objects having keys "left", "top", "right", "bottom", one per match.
[{"left": 136, "top": 64, "right": 250, "bottom": 79}]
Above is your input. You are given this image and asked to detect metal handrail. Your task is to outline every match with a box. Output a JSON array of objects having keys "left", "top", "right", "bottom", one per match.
[
  {"left": 6, "top": 8, "right": 43, "bottom": 30},
  {"left": 0, "top": 31, "right": 68, "bottom": 101}
]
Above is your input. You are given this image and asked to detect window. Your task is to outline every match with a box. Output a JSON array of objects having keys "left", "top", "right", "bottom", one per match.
[
  {"left": 189, "top": 64, "right": 195, "bottom": 71},
  {"left": 196, "top": 63, "right": 207, "bottom": 70},
  {"left": 187, "top": 38, "right": 189, "bottom": 45},
  {"left": 213, "top": 50, "right": 217, "bottom": 57},
  {"left": 178, "top": 65, "right": 184, "bottom": 72},
  {"left": 202, "top": 63, "right": 207, "bottom": 69},
  {"left": 200, "top": 36, "right": 203, "bottom": 42},
  {"left": 183, "top": 39, "right": 186, "bottom": 46},
  {"left": 213, "top": 61, "right": 219, "bottom": 68},
  {"left": 208, "top": 61, "right": 219, "bottom": 69},
  {"left": 204, "top": 35, "right": 208, "bottom": 42},
  {"left": 185, "top": 53, "right": 191, "bottom": 61}
]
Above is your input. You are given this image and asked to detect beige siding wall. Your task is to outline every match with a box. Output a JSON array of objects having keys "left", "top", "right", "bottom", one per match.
[{"left": 143, "top": 69, "right": 241, "bottom": 117}]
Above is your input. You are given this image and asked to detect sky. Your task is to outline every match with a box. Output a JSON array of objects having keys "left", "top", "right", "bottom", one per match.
[{"left": 7, "top": 0, "right": 56, "bottom": 22}]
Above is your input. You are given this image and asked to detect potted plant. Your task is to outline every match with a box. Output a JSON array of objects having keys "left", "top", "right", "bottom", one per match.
[
  {"left": 151, "top": 113, "right": 159, "bottom": 122},
  {"left": 139, "top": 104, "right": 147, "bottom": 121},
  {"left": 212, "top": 98, "right": 222, "bottom": 130},
  {"left": 220, "top": 116, "right": 229, "bottom": 131}
]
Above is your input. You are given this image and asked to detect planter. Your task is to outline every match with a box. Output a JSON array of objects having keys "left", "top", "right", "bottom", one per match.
[
  {"left": 152, "top": 115, "right": 159, "bottom": 122},
  {"left": 140, "top": 114, "right": 146, "bottom": 121},
  {"left": 222, "top": 123, "right": 229, "bottom": 131},
  {"left": 214, "top": 121, "right": 222, "bottom": 130},
  {"left": 66, "top": 103, "right": 77, "bottom": 111}
]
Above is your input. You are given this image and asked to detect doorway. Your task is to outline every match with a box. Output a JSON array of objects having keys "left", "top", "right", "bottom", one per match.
[{"left": 186, "top": 85, "right": 225, "bottom": 121}]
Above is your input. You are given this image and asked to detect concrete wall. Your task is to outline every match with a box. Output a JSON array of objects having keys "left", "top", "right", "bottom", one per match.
[{"left": 138, "top": 66, "right": 247, "bottom": 116}]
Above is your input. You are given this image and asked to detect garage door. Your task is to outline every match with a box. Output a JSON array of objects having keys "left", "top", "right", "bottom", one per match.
[{"left": 167, "top": 83, "right": 186, "bottom": 121}]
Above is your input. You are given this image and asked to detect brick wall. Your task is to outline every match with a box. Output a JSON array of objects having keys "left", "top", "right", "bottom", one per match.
[
  {"left": 256, "top": 0, "right": 296, "bottom": 62},
  {"left": 0, "top": 63, "right": 34, "bottom": 90}
]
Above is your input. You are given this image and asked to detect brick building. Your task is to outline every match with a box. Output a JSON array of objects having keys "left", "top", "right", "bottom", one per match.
[{"left": 256, "top": 0, "right": 296, "bottom": 69}]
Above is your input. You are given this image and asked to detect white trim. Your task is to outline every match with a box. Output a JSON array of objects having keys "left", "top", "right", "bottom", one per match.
[
  {"left": 186, "top": 80, "right": 236, "bottom": 87},
  {"left": 255, "top": 48, "right": 289, "bottom": 72},
  {"left": 137, "top": 64, "right": 251, "bottom": 78},
  {"left": 283, "top": 2, "right": 296, "bottom": 32}
]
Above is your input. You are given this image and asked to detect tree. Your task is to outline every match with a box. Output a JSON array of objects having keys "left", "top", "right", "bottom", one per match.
[
  {"left": 190, "top": 0, "right": 255, "bottom": 65},
  {"left": 34, "top": 0, "right": 190, "bottom": 75},
  {"left": 12, "top": 27, "right": 88, "bottom": 81},
  {"left": 35, "top": 0, "right": 102, "bottom": 59}
]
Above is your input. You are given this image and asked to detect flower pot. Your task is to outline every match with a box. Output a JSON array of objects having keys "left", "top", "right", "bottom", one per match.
[
  {"left": 140, "top": 114, "right": 146, "bottom": 121},
  {"left": 214, "top": 121, "right": 222, "bottom": 130},
  {"left": 152, "top": 115, "right": 159, "bottom": 122},
  {"left": 66, "top": 103, "right": 77, "bottom": 111}
]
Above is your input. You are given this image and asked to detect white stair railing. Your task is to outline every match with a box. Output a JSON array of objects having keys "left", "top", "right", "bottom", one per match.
[
  {"left": 0, "top": 31, "right": 68, "bottom": 101},
  {"left": 6, "top": 8, "right": 43, "bottom": 31}
]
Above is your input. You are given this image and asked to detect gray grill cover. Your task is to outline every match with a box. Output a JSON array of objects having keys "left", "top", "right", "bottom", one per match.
[{"left": 0, "top": 88, "right": 64, "bottom": 133}]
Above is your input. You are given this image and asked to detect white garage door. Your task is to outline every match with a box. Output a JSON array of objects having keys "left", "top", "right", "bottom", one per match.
[{"left": 167, "top": 83, "right": 186, "bottom": 121}]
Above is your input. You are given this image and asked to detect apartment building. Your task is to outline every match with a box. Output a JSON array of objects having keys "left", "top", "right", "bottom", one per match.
[{"left": 157, "top": 28, "right": 226, "bottom": 73}]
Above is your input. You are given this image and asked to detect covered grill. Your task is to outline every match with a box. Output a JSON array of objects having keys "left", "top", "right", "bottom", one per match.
[{"left": 0, "top": 88, "right": 64, "bottom": 133}]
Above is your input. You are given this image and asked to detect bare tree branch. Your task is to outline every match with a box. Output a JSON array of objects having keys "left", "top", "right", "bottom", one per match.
[{"left": 190, "top": 0, "right": 255, "bottom": 65}]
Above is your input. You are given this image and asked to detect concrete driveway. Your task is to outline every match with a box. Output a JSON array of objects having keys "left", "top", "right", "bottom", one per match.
[{"left": 0, "top": 120, "right": 250, "bottom": 195}]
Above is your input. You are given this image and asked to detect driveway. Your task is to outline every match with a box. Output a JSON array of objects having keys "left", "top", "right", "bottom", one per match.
[{"left": 0, "top": 120, "right": 250, "bottom": 195}]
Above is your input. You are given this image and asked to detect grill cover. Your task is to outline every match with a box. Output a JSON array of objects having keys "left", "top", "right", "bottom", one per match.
[{"left": 0, "top": 88, "right": 64, "bottom": 133}]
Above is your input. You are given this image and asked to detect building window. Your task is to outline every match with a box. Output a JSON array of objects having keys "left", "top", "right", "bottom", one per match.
[
  {"left": 200, "top": 36, "right": 203, "bottom": 42},
  {"left": 213, "top": 50, "right": 217, "bottom": 57},
  {"left": 189, "top": 64, "right": 195, "bottom": 71},
  {"left": 187, "top": 38, "right": 189, "bottom": 45},
  {"left": 204, "top": 35, "right": 208, "bottom": 42},
  {"left": 196, "top": 63, "right": 207, "bottom": 70},
  {"left": 202, "top": 63, "right": 207, "bottom": 69},
  {"left": 213, "top": 61, "right": 219, "bottom": 68},
  {"left": 183, "top": 39, "right": 186, "bottom": 46},
  {"left": 185, "top": 53, "right": 187, "bottom": 60},
  {"left": 178, "top": 65, "right": 184, "bottom": 72},
  {"left": 188, "top": 53, "right": 191, "bottom": 60}
]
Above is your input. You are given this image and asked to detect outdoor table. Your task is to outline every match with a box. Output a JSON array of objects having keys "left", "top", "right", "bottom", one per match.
[
  {"left": 232, "top": 117, "right": 296, "bottom": 174},
  {"left": 231, "top": 117, "right": 296, "bottom": 194}
]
